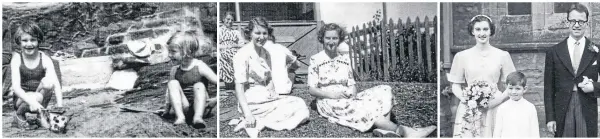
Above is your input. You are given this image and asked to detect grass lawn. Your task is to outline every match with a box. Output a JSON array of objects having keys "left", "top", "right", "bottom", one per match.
[{"left": 219, "top": 82, "right": 438, "bottom": 138}]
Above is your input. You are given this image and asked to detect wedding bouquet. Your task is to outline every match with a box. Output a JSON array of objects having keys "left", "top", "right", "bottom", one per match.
[{"left": 458, "top": 80, "right": 497, "bottom": 137}]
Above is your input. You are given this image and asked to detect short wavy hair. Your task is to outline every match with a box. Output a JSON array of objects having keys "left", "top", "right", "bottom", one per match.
[
  {"left": 317, "top": 23, "right": 347, "bottom": 44},
  {"left": 243, "top": 16, "right": 275, "bottom": 41},
  {"left": 567, "top": 3, "right": 589, "bottom": 21},
  {"left": 223, "top": 11, "right": 235, "bottom": 20},
  {"left": 467, "top": 15, "right": 495, "bottom": 36},
  {"left": 14, "top": 20, "right": 44, "bottom": 45}
]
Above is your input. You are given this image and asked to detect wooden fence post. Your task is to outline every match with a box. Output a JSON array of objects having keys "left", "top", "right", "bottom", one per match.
[
  {"left": 362, "top": 23, "right": 370, "bottom": 77},
  {"left": 389, "top": 18, "right": 397, "bottom": 71},
  {"left": 424, "top": 16, "right": 433, "bottom": 79},
  {"left": 381, "top": 19, "right": 390, "bottom": 81},
  {"left": 407, "top": 17, "right": 414, "bottom": 67}
]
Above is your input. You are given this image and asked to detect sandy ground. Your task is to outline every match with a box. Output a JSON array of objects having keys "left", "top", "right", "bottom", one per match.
[{"left": 2, "top": 86, "right": 217, "bottom": 137}]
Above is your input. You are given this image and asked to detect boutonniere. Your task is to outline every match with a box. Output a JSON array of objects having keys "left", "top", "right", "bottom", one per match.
[{"left": 587, "top": 42, "right": 599, "bottom": 53}]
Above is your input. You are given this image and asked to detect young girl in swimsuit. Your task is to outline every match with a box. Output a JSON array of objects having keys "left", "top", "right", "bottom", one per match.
[
  {"left": 10, "top": 21, "right": 63, "bottom": 129},
  {"left": 162, "top": 29, "right": 218, "bottom": 128}
]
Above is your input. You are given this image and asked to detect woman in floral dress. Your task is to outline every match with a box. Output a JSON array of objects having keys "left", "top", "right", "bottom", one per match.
[
  {"left": 219, "top": 11, "right": 245, "bottom": 88},
  {"left": 307, "top": 23, "right": 436, "bottom": 137},
  {"left": 447, "top": 15, "right": 514, "bottom": 137},
  {"left": 231, "top": 16, "right": 309, "bottom": 137}
]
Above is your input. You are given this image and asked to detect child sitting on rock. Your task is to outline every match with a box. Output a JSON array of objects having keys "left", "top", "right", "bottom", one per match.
[
  {"left": 10, "top": 21, "right": 64, "bottom": 129},
  {"left": 161, "top": 29, "right": 218, "bottom": 128}
]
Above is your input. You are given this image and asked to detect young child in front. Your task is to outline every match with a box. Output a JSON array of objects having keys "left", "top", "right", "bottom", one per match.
[
  {"left": 10, "top": 21, "right": 63, "bottom": 129},
  {"left": 493, "top": 71, "right": 540, "bottom": 138},
  {"left": 162, "top": 29, "right": 218, "bottom": 128}
]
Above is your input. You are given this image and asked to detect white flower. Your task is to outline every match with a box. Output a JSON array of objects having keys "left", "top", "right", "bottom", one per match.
[{"left": 467, "top": 100, "right": 477, "bottom": 108}]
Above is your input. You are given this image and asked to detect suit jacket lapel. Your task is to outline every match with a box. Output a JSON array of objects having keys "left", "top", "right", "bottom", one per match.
[
  {"left": 576, "top": 38, "right": 597, "bottom": 77},
  {"left": 556, "top": 38, "right": 575, "bottom": 76}
]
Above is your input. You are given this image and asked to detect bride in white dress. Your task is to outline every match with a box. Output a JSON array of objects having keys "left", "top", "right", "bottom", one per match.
[{"left": 447, "top": 15, "right": 514, "bottom": 138}]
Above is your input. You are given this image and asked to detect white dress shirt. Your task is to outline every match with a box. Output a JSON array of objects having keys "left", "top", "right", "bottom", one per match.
[
  {"left": 568, "top": 36, "right": 586, "bottom": 91},
  {"left": 567, "top": 36, "right": 586, "bottom": 66}
]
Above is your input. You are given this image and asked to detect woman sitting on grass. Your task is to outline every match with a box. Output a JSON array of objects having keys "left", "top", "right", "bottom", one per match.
[
  {"left": 161, "top": 29, "right": 218, "bottom": 128},
  {"left": 307, "top": 23, "right": 437, "bottom": 137},
  {"left": 230, "top": 16, "right": 309, "bottom": 137},
  {"left": 10, "top": 21, "right": 63, "bottom": 129}
]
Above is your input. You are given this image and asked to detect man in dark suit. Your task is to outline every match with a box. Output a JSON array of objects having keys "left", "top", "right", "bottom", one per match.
[{"left": 544, "top": 3, "right": 600, "bottom": 137}]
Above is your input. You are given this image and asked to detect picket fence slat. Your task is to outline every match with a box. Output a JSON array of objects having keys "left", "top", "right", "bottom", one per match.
[{"left": 347, "top": 16, "right": 436, "bottom": 81}]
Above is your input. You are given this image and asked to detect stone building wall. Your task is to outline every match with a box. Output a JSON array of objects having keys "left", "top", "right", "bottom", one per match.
[{"left": 445, "top": 3, "right": 600, "bottom": 104}]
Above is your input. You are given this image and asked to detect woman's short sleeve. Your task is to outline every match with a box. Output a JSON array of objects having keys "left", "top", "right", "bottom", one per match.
[
  {"left": 344, "top": 55, "right": 356, "bottom": 86},
  {"left": 447, "top": 52, "right": 466, "bottom": 83},
  {"left": 233, "top": 51, "right": 248, "bottom": 84},
  {"left": 307, "top": 56, "right": 319, "bottom": 88},
  {"left": 500, "top": 52, "right": 517, "bottom": 82}
]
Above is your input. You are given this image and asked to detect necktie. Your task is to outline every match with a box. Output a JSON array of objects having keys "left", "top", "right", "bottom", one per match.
[{"left": 573, "top": 41, "right": 581, "bottom": 73}]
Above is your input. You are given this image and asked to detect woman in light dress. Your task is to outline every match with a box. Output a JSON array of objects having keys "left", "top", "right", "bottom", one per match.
[
  {"left": 447, "top": 15, "right": 515, "bottom": 137},
  {"left": 231, "top": 16, "right": 309, "bottom": 137},
  {"left": 307, "top": 23, "right": 436, "bottom": 137}
]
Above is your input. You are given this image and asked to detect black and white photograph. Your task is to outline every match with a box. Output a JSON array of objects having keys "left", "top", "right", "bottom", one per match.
[
  {"left": 440, "top": 2, "right": 600, "bottom": 138},
  {"left": 217, "top": 2, "right": 438, "bottom": 138},
  {"left": 1, "top": 2, "right": 218, "bottom": 137}
]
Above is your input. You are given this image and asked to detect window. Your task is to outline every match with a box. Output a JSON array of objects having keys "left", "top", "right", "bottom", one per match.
[
  {"left": 220, "top": 2, "right": 315, "bottom": 22},
  {"left": 507, "top": 3, "right": 531, "bottom": 15},
  {"left": 554, "top": 2, "right": 578, "bottom": 13}
]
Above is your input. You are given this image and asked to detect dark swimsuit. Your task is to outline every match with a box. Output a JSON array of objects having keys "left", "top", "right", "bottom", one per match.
[{"left": 14, "top": 53, "right": 46, "bottom": 109}]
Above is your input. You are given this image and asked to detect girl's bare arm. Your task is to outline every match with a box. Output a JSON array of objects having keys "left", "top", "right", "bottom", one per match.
[
  {"left": 41, "top": 53, "right": 63, "bottom": 107},
  {"left": 195, "top": 59, "right": 218, "bottom": 84}
]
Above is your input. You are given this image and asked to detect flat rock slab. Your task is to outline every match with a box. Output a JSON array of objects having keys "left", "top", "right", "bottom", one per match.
[
  {"left": 59, "top": 56, "right": 113, "bottom": 89},
  {"left": 106, "top": 69, "right": 139, "bottom": 90}
]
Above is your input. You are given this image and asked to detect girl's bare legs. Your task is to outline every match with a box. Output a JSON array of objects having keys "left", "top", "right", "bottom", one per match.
[
  {"left": 14, "top": 77, "right": 55, "bottom": 128},
  {"left": 167, "top": 80, "right": 189, "bottom": 125},
  {"left": 191, "top": 82, "right": 207, "bottom": 128},
  {"left": 36, "top": 77, "right": 55, "bottom": 128}
]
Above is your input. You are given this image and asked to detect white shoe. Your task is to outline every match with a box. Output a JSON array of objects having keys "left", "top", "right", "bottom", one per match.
[{"left": 404, "top": 125, "right": 437, "bottom": 138}]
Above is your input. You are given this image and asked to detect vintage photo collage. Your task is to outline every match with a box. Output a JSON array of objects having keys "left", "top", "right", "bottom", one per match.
[{"left": 1, "top": 1, "right": 599, "bottom": 138}]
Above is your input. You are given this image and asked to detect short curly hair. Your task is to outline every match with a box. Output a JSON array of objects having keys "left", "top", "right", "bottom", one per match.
[
  {"left": 317, "top": 23, "right": 347, "bottom": 44},
  {"left": 14, "top": 20, "right": 44, "bottom": 45},
  {"left": 467, "top": 15, "right": 495, "bottom": 36},
  {"left": 243, "top": 16, "right": 275, "bottom": 41}
]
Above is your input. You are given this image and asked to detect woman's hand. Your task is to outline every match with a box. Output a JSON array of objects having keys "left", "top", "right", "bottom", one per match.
[
  {"left": 245, "top": 115, "right": 256, "bottom": 128},
  {"left": 328, "top": 91, "right": 349, "bottom": 99}
]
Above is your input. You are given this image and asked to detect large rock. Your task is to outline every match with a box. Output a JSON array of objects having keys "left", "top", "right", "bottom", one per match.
[
  {"left": 105, "top": 68, "right": 138, "bottom": 90},
  {"left": 59, "top": 56, "right": 113, "bottom": 90}
]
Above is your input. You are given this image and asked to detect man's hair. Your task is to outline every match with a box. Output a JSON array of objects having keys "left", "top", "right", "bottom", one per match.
[
  {"left": 506, "top": 71, "right": 527, "bottom": 87},
  {"left": 567, "top": 3, "right": 589, "bottom": 21}
]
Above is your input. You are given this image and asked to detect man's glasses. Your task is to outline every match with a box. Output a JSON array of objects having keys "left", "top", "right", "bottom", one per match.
[{"left": 567, "top": 19, "right": 588, "bottom": 26}]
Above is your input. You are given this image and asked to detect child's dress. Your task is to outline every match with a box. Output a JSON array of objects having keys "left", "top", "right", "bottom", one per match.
[
  {"left": 493, "top": 98, "right": 540, "bottom": 138},
  {"left": 307, "top": 51, "right": 394, "bottom": 132},
  {"left": 232, "top": 42, "right": 309, "bottom": 131}
]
